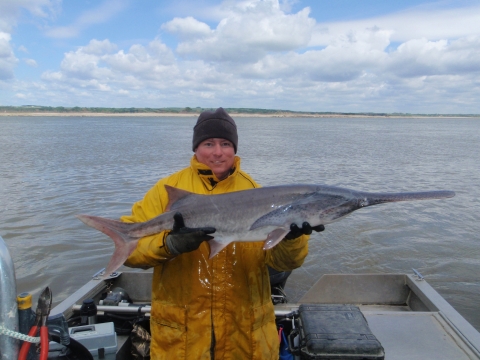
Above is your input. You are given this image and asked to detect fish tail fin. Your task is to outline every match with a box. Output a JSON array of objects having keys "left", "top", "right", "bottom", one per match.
[{"left": 76, "top": 214, "right": 140, "bottom": 277}]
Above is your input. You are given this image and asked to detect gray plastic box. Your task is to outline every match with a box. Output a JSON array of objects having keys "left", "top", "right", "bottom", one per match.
[{"left": 69, "top": 322, "right": 117, "bottom": 359}]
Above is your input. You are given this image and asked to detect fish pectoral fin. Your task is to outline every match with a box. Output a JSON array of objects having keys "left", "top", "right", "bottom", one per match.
[
  {"left": 250, "top": 207, "right": 289, "bottom": 230},
  {"left": 250, "top": 195, "right": 318, "bottom": 230},
  {"left": 208, "top": 239, "right": 230, "bottom": 259},
  {"left": 263, "top": 229, "right": 289, "bottom": 250}
]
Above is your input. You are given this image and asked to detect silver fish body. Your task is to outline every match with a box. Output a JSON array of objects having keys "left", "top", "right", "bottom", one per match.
[{"left": 77, "top": 184, "right": 455, "bottom": 277}]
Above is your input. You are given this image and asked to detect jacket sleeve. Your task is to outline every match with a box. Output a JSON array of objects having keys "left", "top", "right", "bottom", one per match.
[
  {"left": 265, "top": 234, "right": 309, "bottom": 271},
  {"left": 121, "top": 179, "right": 176, "bottom": 268}
]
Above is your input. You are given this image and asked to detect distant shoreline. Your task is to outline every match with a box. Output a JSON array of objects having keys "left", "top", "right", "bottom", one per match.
[{"left": 0, "top": 112, "right": 477, "bottom": 119}]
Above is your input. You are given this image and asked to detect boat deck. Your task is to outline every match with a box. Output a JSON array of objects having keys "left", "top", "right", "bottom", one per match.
[
  {"left": 50, "top": 272, "right": 480, "bottom": 359},
  {"left": 285, "top": 274, "right": 480, "bottom": 359}
]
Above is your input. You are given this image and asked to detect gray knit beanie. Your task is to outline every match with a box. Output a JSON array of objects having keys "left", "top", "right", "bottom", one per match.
[{"left": 192, "top": 107, "right": 238, "bottom": 153}]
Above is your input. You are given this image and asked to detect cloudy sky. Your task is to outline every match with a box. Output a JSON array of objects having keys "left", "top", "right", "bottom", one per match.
[{"left": 1, "top": 0, "right": 479, "bottom": 113}]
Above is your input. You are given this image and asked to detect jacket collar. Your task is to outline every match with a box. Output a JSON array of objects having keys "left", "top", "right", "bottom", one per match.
[{"left": 191, "top": 155, "right": 241, "bottom": 191}]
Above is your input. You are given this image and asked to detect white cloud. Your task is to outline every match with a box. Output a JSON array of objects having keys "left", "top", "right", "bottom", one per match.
[
  {"left": 62, "top": 52, "right": 109, "bottom": 80},
  {"left": 0, "top": 32, "right": 17, "bottom": 80},
  {"left": 309, "top": 3, "right": 480, "bottom": 47},
  {"left": 386, "top": 36, "right": 480, "bottom": 78},
  {"left": 45, "top": 25, "right": 80, "bottom": 39},
  {"left": 0, "top": 32, "right": 12, "bottom": 44},
  {"left": 226, "top": 25, "right": 390, "bottom": 83},
  {"left": 278, "top": 0, "right": 299, "bottom": 13},
  {"left": 161, "top": 17, "right": 212, "bottom": 39},
  {"left": 45, "top": 0, "right": 128, "bottom": 38},
  {"left": 0, "top": 0, "right": 58, "bottom": 32},
  {"left": 104, "top": 40, "right": 177, "bottom": 79},
  {"left": 81, "top": 39, "right": 118, "bottom": 55},
  {"left": 167, "top": 0, "right": 315, "bottom": 62},
  {"left": 0, "top": 1, "right": 56, "bottom": 81},
  {"left": 25, "top": 58, "right": 38, "bottom": 67},
  {"left": 41, "top": 38, "right": 178, "bottom": 92}
]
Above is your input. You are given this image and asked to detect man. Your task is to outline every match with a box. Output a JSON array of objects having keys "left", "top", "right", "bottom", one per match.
[{"left": 122, "top": 107, "right": 324, "bottom": 359}]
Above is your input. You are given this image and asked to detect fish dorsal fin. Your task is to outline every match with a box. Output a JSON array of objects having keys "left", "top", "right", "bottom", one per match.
[{"left": 165, "top": 185, "right": 195, "bottom": 211}]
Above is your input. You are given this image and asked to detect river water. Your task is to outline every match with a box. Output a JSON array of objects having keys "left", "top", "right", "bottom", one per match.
[{"left": 1, "top": 116, "right": 479, "bottom": 330}]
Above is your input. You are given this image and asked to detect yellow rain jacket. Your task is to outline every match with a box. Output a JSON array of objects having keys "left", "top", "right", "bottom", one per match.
[{"left": 123, "top": 156, "right": 309, "bottom": 360}]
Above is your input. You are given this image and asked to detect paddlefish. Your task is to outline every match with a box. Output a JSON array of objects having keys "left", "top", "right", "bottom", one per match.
[{"left": 77, "top": 184, "right": 455, "bottom": 276}]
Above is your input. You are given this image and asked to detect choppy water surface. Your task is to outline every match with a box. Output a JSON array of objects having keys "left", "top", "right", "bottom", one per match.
[{"left": 1, "top": 116, "right": 479, "bottom": 330}]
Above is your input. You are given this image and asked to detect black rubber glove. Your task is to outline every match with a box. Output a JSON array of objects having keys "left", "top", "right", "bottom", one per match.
[
  {"left": 165, "top": 212, "right": 216, "bottom": 256},
  {"left": 284, "top": 222, "right": 325, "bottom": 240}
]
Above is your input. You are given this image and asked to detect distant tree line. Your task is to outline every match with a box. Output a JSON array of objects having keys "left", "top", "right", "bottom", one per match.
[{"left": 0, "top": 105, "right": 478, "bottom": 117}]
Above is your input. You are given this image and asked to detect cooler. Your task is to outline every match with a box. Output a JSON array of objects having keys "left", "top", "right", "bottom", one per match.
[{"left": 289, "top": 304, "right": 385, "bottom": 360}]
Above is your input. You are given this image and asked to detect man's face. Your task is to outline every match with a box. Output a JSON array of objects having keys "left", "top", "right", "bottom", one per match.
[{"left": 195, "top": 138, "right": 235, "bottom": 180}]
